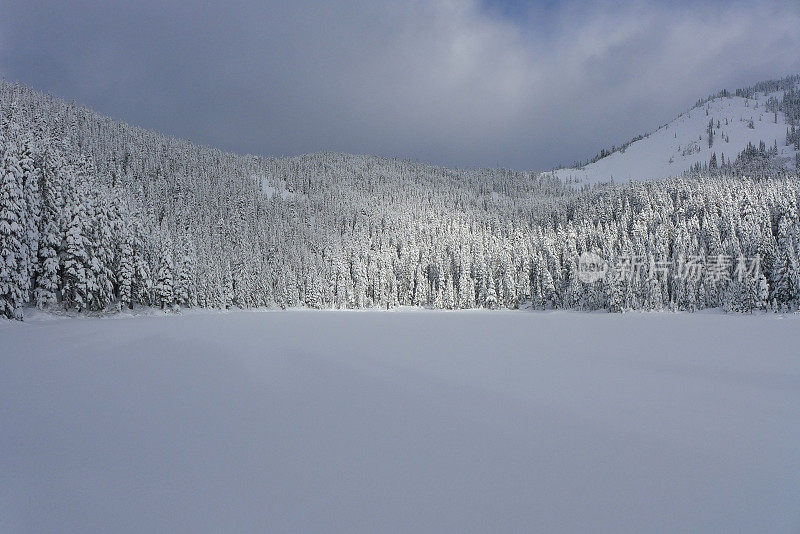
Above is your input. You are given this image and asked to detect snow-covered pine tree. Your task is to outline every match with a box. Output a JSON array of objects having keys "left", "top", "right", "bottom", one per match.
[
  {"left": 771, "top": 217, "right": 798, "bottom": 306},
  {"left": 540, "top": 264, "right": 556, "bottom": 309},
  {"left": 133, "top": 243, "right": 153, "bottom": 307},
  {"left": 35, "top": 146, "right": 63, "bottom": 308},
  {"left": 443, "top": 272, "right": 454, "bottom": 310},
  {"left": 432, "top": 263, "right": 444, "bottom": 309},
  {"left": 305, "top": 272, "right": 321, "bottom": 309},
  {"left": 118, "top": 239, "right": 134, "bottom": 309},
  {"left": 0, "top": 135, "right": 27, "bottom": 319},
  {"left": 756, "top": 273, "right": 770, "bottom": 310},
  {"left": 18, "top": 134, "right": 40, "bottom": 298},
  {"left": 88, "top": 193, "right": 116, "bottom": 310},
  {"left": 485, "top": 272, "right": 497, "bottom": 309},
  {"left": 502, "top": 264, "right": 516, "bottom": 308},
  {"left": 457, "top": 260, "right": 473, "bottom": 309},
  {"left": 176, "top": 241, "right": 197, "bottom": 308},
  {"left": 222, "top": 260, "right": 234, "bottom": 309},
  {"left": 413, "top": 263, "right": 428, "bottom": 307},
  {"left": 155, "top": 237, "right": 174, "bottom": 309},
  {"left": 605, "top": 267, "right": 623, "bottom": 313},
  {"left": 517, "top": 259, "right": 532, "bottom": 308},
  {"left": 60, "top": 170, "right": 91, "bottom": 312}
]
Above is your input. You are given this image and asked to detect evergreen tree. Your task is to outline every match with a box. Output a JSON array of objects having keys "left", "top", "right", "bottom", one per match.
[
  {"left": 118, "top": 239, "right": 134, "bottom": 309},
  {"left": 88, "top": 196, "right": 115, "bottom": 310},
  {"left": 443, "top": 272, "right": 455, "bottom": 310},
  {"left": 605, "top": 271, "right": 623, "bottom": 313},
  {"left": 60, "top": 171, "right": 91, "bottom": 311},
  {"left": 0, "top": 136, "right": 26, "bottom": 319},
  {"left": 771, "top": 217, "right": 798, "bottom": 304},
  {"left": 156, "top": 238, "right": 174, "bottom": 309},
  {"left": 541, "top": 266, "right": 556, "bottom": 308},
  {"left": 485, "top": 273, "right": 497, "bottom": 309},
  {"left": 457, "top": 261, "right": 473, "bottom": 309},
  {"left": 18, "top": 135, "right": 39, "bottom": 297},
  {"left": 176, "top": 243, "right": 197, "bottom": 307},
  {"left": 222, "top": 261, "right": 234, "bottom": 309},
  {"left": 35, "top": 147, "right": 63, "bottom": 308},
  {"left": 413, "top": 263, "right": 428, "bottom": 307}
]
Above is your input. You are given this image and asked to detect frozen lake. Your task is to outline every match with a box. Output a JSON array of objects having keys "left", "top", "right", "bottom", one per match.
[{"left": 2, "top": 310, "right": 800, "bottom": 532}]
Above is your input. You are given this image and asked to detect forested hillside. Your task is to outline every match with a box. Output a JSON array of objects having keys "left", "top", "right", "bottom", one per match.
[
  {"left": 554, "top": 75, "right": 800, "bottom": 184},
  {"left": 1, "top": 80, "right": 799, "bottom": 319}
]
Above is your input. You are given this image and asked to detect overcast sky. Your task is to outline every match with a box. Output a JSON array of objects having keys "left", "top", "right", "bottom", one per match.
[{"left": 2, "top": 0, "right": 799, "bottom": 170}]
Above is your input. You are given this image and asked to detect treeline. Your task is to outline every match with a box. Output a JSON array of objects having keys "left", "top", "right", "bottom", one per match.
[
  {"left": 688, "top": 140, "right": 790, "bottom": 176},
  {"left": 2, "top": 81, "right": 800, "bottom": 320}
]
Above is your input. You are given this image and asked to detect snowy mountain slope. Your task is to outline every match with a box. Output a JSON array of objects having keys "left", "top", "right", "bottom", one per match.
[{"left": 552, "top": 85, "right": 798, "bottom": 185}]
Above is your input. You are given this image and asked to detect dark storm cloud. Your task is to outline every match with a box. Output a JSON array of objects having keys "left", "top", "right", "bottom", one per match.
[{"left": 1, "top": 0, "right": 799, "bottom": 169}]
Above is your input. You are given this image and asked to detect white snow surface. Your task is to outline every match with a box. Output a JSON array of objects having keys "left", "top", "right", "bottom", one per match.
[
  {"left": 260, "top": 176, "right": 297, "bottom": 200},
  {"left": 2, "top": 310, "right": 800, "bottom": 533},
  {"left": 553, "top": 90, "right": 798, "bottom": 185}
]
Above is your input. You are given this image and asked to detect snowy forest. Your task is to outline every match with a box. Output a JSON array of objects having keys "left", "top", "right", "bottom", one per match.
[{"left": 2, "top": 79, "right": 800, "bottom": 320}]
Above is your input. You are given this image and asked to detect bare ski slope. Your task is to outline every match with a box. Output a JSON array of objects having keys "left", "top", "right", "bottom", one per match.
[
  {"left": 2, "top": 310, "right": 800, "bottom": 533},
  {"left": 553, "top": 90, "right": 798, "bottom": 185}
]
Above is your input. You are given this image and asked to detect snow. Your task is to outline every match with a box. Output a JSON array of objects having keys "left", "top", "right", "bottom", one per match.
[
  {"left": 260, "top": 176, "right": 297, "bottom": 200},
  {"left": 2, "top": 310, "right": 800, "bottom": 533},
  {"left": 553, "top": 90, "right": 798, "bottom": 184}
]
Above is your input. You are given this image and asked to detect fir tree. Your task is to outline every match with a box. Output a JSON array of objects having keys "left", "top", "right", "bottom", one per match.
[
  {"left": 457, "top": 261, "right": 473, "bottom": 309},
  {"left": 176, "top": 243, "right": 197, "bottom": 307},
  {"left": 156, "top": 238, "right": 174, "bottom": 309},
  {"left": 88, "top": 197, "right": 115, "bottom": 310},
  {"left": 18, "top": 135, "right": 40, "bottom": 297},
  {"left": 413, "top": 264, "right": 428, "bottom": 307},
  {"left": 118, "top": 239, "right": 134, "bottom": 309},
  {"left": 0, "top": 136, "right": 26, "bottom": 319},
  {"left": 60, "top": 171, "right": 90, "bottom": 312},
  {"left": 35, "top": 147, "right": 63, "bottom": 308},
  {"left": 485, "top": 273, "right": 497, "bottom": 309}
]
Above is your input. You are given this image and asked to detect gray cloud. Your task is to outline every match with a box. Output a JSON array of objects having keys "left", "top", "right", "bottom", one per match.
[{"left": 2, "top": 0, "right": 799, "bottom": 169}]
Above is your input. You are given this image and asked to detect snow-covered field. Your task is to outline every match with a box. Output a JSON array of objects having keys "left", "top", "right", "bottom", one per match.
[
  {"left": 554, "top": 90, "right": 797, "bottom": 184},
  {"left": 2, "top": 310, "right": 800, "bottom": 533}
]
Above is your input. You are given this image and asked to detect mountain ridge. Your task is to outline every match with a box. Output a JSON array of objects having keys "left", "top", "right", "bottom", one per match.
[{"left": 550, "top": 74, "right": 800, "bottom": 184}]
